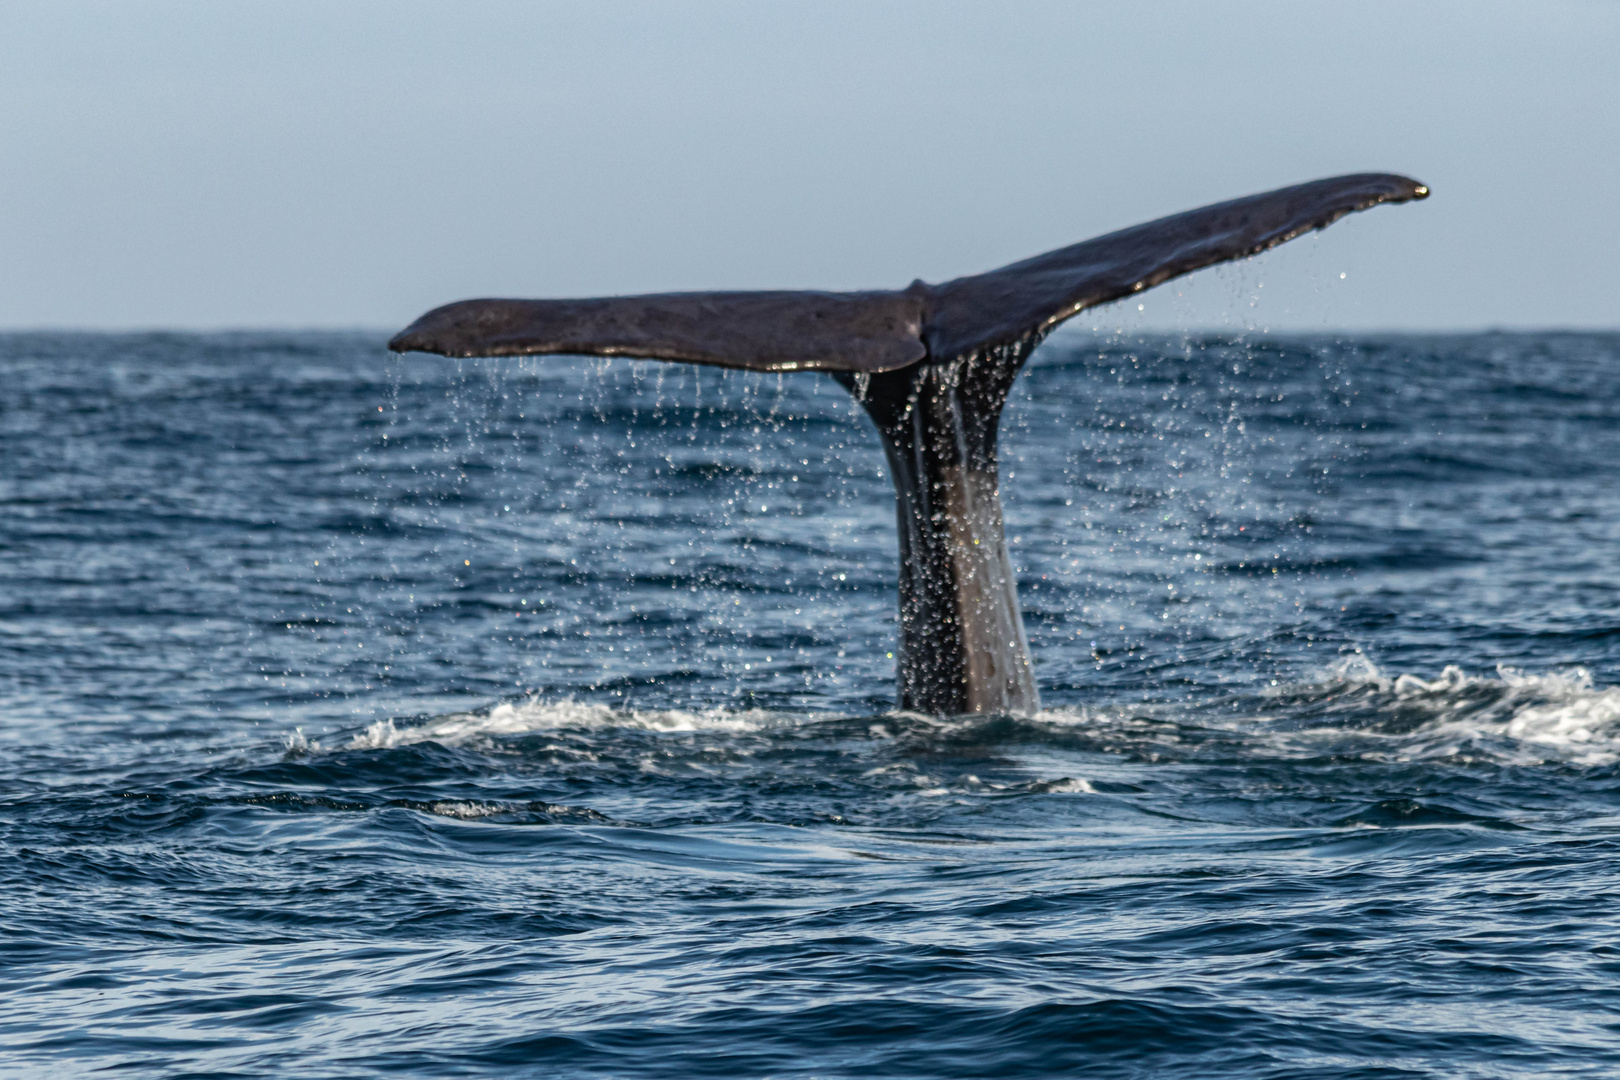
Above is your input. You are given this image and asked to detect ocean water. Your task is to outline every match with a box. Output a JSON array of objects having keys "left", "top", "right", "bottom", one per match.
[{"left": 3, "top": 329, "right": 1620, "bottom": 1078}]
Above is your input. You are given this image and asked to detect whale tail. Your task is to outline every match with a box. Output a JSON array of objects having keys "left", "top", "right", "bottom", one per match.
[
  {"left": 390, "top": 174, "right": 1426, "bottom": 370},
  {"left": 390, "top": 173, "right": 1429, "bottom": 714}
]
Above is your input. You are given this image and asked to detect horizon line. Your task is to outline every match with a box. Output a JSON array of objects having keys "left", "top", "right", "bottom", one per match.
[{"left": 2, "top": 324, "right": 1616, "bottom": 338}]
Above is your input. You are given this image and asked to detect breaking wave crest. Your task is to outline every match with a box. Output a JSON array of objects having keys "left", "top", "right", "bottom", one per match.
[{"left": 1251, "top": 655, "right": 1620, "bottom": 766}]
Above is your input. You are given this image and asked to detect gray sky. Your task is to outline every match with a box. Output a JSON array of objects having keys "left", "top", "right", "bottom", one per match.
[{"left": 2, "top": 1, "right": 1615, "bottom": 332}]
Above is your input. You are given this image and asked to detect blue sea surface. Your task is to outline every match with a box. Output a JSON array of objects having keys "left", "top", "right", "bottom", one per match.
[{"left": 3, "top": 330, "right": 1620, "bottom": 1078}]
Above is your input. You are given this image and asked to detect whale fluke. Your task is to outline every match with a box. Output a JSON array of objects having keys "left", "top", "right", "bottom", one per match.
[
  {"left": 391, "top": 174, "right": 1426, "bottom": 369},
  {"left": 923, "top": 173, "right": 1427, "bottom": 360},
  {"left": 391, "top": 173, "right": 1429, "bottom": 715},
  {"left": 388, "top": 289, "right": 928, "bottom": 373}
]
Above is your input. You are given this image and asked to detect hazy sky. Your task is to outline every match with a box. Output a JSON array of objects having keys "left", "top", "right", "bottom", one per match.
[{"left": 2, "top": 1, "right": 1615, "bottom": 331}]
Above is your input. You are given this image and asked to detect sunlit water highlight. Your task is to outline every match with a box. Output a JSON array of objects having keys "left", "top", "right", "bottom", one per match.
[{"left": 3, "top": 330, "right": 1619, "bottom": 1077}]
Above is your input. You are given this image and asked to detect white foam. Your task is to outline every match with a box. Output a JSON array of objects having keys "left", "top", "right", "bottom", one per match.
[
  {"left": 427, "top": 800, "right": 502, "bottom": 819},
  {"left": 340, "top": 661, "right": 1620, "bottom": 768},
  {"left": 1292, "top": 657, "right": 1620, "bottom": 766},
  {"left": 1035, "top": 656, "right": 1620, "bottom": 767},
  {"left": 282, "top": 728, "right": 321, "bottom": 753},
  {"left": 1036, "top": 777, "right": 1098, "bottom": 794},
  {"left": 348, "top": 697, "right": 772, "bottom": 749}
]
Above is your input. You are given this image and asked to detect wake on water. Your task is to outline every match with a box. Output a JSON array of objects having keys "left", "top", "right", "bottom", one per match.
[{"left": 340, "top": 656, "right": 1620, "bottom": 769}]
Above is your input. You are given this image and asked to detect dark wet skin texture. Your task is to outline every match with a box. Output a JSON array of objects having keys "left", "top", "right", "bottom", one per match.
[{"left": 392, "top": 175, "right": 1429, "bottom": 713}]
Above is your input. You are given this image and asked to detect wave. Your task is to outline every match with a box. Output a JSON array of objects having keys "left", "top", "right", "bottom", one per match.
[{"left": 1247, "top": 655, "right": 1620, "bottom": 766}]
